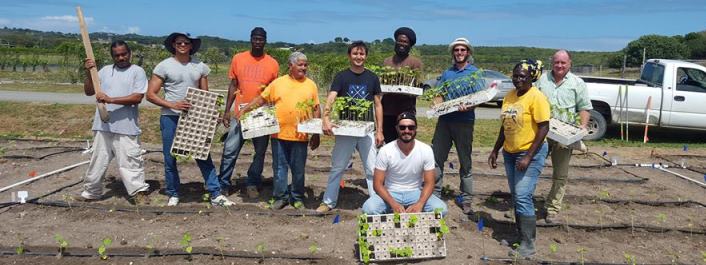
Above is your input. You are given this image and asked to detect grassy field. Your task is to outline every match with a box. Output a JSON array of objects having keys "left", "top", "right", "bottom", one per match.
[{"left": 1, "top": 101, "right": 703, "bottom": 149}]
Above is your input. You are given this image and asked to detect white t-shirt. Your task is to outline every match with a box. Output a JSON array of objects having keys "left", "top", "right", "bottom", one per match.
[
  {"left": 375, "top": 139, "right": 435, "bottom": 192},
  {"left": 152, "top": 57, "right": 210, "bottom": 116},
  {"left": 91, "top": 64, "right": 147, "bottom": 136}
]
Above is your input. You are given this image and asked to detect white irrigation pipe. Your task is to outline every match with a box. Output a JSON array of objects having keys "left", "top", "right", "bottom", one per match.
[
  {"left": 657, "top": 166, "right": 706, "bottom": 188},
  {"left": 0, "top": 160, "right": 90, "bottom": 193}
]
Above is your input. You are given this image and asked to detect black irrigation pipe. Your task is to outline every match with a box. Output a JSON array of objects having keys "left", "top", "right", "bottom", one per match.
[
  {"left": 474, "top": 214, "right": 706, "bottom": 235},
  {"left": 481, "top": 256, "right": 681, "bottom": 265},
  {"left": 21, "top": 200, "right": 336, "bottom": 217},
  {"left": 472, "top": 172, "right": 648, "bottom": 184},
  {"left": 472, "top": 192, "right": 706, "bottom": 208},
  {"left": 0, "top": 147, "right": 85, "bottom": 160},
  {"left": 0, "top": 247, "right": 324, "bottom": 261}
]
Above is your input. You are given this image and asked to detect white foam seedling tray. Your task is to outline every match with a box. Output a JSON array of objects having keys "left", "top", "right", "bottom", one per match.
[
  {"left": 381, "top": 85, "right": 423, "bottom": 96},
  {"left": 358, "top": 212, "right": 447, "bottom": 262},
  {"left": 332, "top": 120, "right": 375, "bottom": 137},
  {"left": 241, "top": 105, "right": 280, "bottom": 139},
  {"left": 548, "top": 118, "right": 587, "bottom": 146},
  {"left": 297, "top": 118, "right": 322, "bottom": 134},
  {"left": 426, "top": 80, "right": 499, "bottom": 118},
  {"left": 170, "top": 87, "right": 221, "bottom": 160}
]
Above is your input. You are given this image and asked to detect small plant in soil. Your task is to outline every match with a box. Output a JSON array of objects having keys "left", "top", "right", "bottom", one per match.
[
  {"left": 393, "top": 212, "right": 401, "bottom": 228},
  {"left": 623, "top": 252, "right": 636, "bottom": 265},
  {"left": 202, "top": 193, "right": 212, "bottom": 209},
  {"left": 576, "top": 246, "right": 587, "bottom": 265},
  {"left": 549, "top": 243, "right": 558, "bottom": 254},
  {"left": 180, "top": 232, "right": 193, "bottom": 260},
  {"left": 97, "top": 237, "right": 112, "bottom": 260},
  {"left": 54, "top": 233, "right": 68, "bottom": 258},
  {"left": 308, "top": 243, "right": 320, "bottom": 254},
  {"left": 256, "top": 242, "right": 266, "bottom": 262},
  {"left": 61, "top": 193, "right": 74, "bottom": 213},
  {"left": 656, "top": 213, "right": 667, "bottom": 233},
  {"left": 332, "top": 97, "right": 373, "bottom": 121},
  {"left": 511, "top": 242, "right": 520, "bottom": 264},
  {"left": 15, "top": 234, "right": 25, "bottom": 255},
  {"left": 216, "top": 236, "right": 225, "bottom": 261},
  {"left": 437, "top": 218, "right": 449, "bottom": 240}
]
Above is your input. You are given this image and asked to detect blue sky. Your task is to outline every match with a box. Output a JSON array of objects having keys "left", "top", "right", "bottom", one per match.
[{"left": 1, "top": 0, "right": 704, "bottom": 51}]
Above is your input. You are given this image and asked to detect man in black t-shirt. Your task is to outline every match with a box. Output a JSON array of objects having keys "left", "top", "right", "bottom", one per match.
[{"left": 317, "top": 41, "right": 383, "bottom": 213}]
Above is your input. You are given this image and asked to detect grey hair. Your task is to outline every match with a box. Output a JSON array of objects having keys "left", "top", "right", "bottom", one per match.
[{"left": 288, "top": 51, "right": 307, "bottom": 65}]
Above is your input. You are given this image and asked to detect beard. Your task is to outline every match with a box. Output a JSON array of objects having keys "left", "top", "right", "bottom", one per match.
[
  {"left": 398, "top": 132, "right": 415, "bottom": 143},
  {"left": 395, "top": 43, "right": 410, "bottom": 57}
]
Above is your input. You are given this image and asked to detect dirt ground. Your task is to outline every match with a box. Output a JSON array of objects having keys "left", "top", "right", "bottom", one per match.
[{"left": 0, "top": 138, "right": 704, "bottom": 265}]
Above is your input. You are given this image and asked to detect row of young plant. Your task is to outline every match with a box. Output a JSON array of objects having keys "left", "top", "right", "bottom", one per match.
[
  {"left": 368, "top": 65, "right": 422, "bottom": 87},
  {"left": 15, "top": 232, "right": 323, "bottom": 262}
]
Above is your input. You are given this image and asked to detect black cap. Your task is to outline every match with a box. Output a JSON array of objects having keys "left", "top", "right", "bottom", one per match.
[
  {"left": 396, "top": 112, "right": 417, "bottom": 125},
  {"left": 394, "top": 27, "right": 416, "bottom": 46},
  {"left": 251, "top": 27, "right": 267, "bottom": 38}
]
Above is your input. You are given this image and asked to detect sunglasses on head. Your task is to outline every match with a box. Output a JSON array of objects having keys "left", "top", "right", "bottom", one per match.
[{"left": 398, "top": 125, "right": 416, "bottom": 131}]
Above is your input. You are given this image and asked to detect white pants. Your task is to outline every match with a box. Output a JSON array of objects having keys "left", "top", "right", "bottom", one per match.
[{"left": 82, "top": 131, "right": 149, "bottom": 199}]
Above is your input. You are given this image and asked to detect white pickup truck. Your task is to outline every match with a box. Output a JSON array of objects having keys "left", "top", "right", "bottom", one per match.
[{"left": 582, "top": 59, "right": 706, "bottom": 140}]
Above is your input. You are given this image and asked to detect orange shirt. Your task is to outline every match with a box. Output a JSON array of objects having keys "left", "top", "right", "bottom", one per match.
[
  {"left": 261, "top": 75, "right": 320, "bottom": 142},
  {"left": 228, "top": 51, "right": 279, "bottom": 112}
]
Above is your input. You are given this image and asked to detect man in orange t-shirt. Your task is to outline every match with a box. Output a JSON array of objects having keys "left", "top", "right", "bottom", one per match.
[
  {"left": 237, "top": 51, "right": 320, "bottom": 209},
  {"left": 219, "top": 27, "right": 279, "bottom": 198}
]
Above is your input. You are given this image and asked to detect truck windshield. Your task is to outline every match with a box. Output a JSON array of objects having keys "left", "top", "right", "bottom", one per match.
[{"left": 639, "top": 62, "right": 664, "bottom": 87}]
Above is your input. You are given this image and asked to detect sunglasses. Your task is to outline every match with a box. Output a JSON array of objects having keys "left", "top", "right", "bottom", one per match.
[
  {"left": 175, "top": 41, "right": 192, "bottom": 46},
  {"left": 453, "top": 48, "right": 468, "bottom": 52},
  {"left": 398, "top": 125, "right": 417, "bottom": 131}
]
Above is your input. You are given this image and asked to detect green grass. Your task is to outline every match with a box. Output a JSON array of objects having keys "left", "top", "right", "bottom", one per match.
[
  {"left": 0, "top": 101, "right": 702, "bottom": 150},
  {"left": 0, "top": 82, "right": 82, "bottom": 93}
]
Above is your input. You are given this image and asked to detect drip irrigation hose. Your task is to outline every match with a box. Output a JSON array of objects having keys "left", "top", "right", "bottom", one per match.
[
  {"left": 480, "top": 255, "right": 679, "bottom": 265},
  {"left": 0, "top": 247, "right": 324, "bottom": 260},
  {"left": 23, "top": 200, "right": 336, "bottom": 217},
  {"left": 471, "top": 192, "right": 706, "bottom": 207},
  {"left": 0, "top": 147, "right": 85, "bottom": 160},
  {"left": 472, "top": 172, "right": 647, "bottom": 184},
  {"left": 470, "top": 213, "right": 706, "bottom": 235}
]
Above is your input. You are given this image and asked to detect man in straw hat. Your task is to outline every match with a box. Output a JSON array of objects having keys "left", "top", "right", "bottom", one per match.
[{"left": 146, "top": 32, "right": 235, "bottom": 207}]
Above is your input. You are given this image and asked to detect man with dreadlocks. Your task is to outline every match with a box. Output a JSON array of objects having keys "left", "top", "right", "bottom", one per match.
[
  {"left": 381, "top": 27, "right": 423, "bottom": 144},
  {"left": 488, "top": 59, "right": 550, "bottom": 259}
]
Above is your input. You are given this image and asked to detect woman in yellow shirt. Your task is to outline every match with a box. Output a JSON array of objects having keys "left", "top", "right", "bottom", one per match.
[{"left": 487, "top": 59, "right": 549, "bottom": 259}]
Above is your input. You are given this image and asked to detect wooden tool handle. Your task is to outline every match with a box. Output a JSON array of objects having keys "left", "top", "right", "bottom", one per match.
[{"left": 76, "top": 6, "right": 102, "bottom": 95}]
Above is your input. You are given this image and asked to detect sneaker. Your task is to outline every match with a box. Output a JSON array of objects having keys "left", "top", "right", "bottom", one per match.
[
  {"left": 315, "top": 203, "right": 332, "bottom": 213},
  {"left": 211, "top": 195, "right": 236, "bottom": 207},
  {"left": 167, "top": 196, "right": 179, "bottom": 206},
  {"left": 291, "top": 201, "right": 304, "bottom": 209},
  {"left": 130, "top": 191, "right": 150, "bottom": 205},
  {"left": 270, "top": 199, "right": 287, "bottom": 210},
  {"left": 246, "top": 186, "right": 259, "bottom": 199},
  {"left": 72, "top": 194, "right": 100, "bottom": 202},
  {"left": 545, "top": 212, "right": 559, "bottom": 224}
]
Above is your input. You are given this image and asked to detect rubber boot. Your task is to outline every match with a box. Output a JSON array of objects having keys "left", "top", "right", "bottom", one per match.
[{"left": 508, "top": 215, "right": 536, "bottom": 258}]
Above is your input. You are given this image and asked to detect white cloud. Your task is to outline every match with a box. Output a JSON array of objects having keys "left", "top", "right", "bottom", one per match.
[
  {"left": 0, "top": 18, "right": 10, "bottom": 25},
  {"left": 126, "top": 26, "right": 140, "bottom": 34},
  {"left": 40, "top": 15, "right": 94, "bottom": 24}
]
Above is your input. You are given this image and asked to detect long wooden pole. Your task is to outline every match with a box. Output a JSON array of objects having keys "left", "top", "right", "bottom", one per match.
[
  {"left": 643, "top": 96, "right": 652, "bottom": 143},
  {"left": 76, "top": 6, "right": 109, "bottom": 122}
]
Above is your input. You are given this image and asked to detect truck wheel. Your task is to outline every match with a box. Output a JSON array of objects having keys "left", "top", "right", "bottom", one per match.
[{"left": 584, "top": 110, "right": 607, "bottom": 141}]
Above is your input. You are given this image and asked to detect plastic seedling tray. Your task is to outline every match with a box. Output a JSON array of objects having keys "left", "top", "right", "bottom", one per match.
[
  {"left": 332, "top": 120, "right": 375, "bottom": 137},
  {"left": 358, "top": 212, "right": 447, "bottom": 263},
  {"left": 241, "top": 105, "right": 280, "bottom": 139},
  {"left": 381, "top": 85, "right": 423, "bottom": 96},
  {"left": 426, "top": 80, "right": 499, "bottom": 118},
  {"left": 548, "top": 118, "right": 587, "bottom": 146},
  {"left": 297, "top": 118, "right": 322, "bottom": 134},
  {"left": 170, "top": 87, "right": 221, "bottom": 160}
]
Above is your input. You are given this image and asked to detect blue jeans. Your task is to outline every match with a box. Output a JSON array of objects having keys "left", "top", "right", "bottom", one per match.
[
  {"left": 362, "top": 190, "right": 448, "bottom": 216},
  {"left": 502, "top": 142, "right": 548, "bottom": 217},
  {"left": 160, "top": 115, "right": 221, "bottom": 198},
  {"left": 322, "top": 133, "right": 377, "bottom": 208},
  {"left": 218, "top": 118, "right": 269, "bottom": 189},
  {"left": 271, "top": 138, "right": 308, "bottom": 202}
]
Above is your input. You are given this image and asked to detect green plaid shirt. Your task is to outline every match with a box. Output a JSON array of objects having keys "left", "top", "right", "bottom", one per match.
[{"left": 536, "top": 71, "right": 592, "bottom": 124}]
